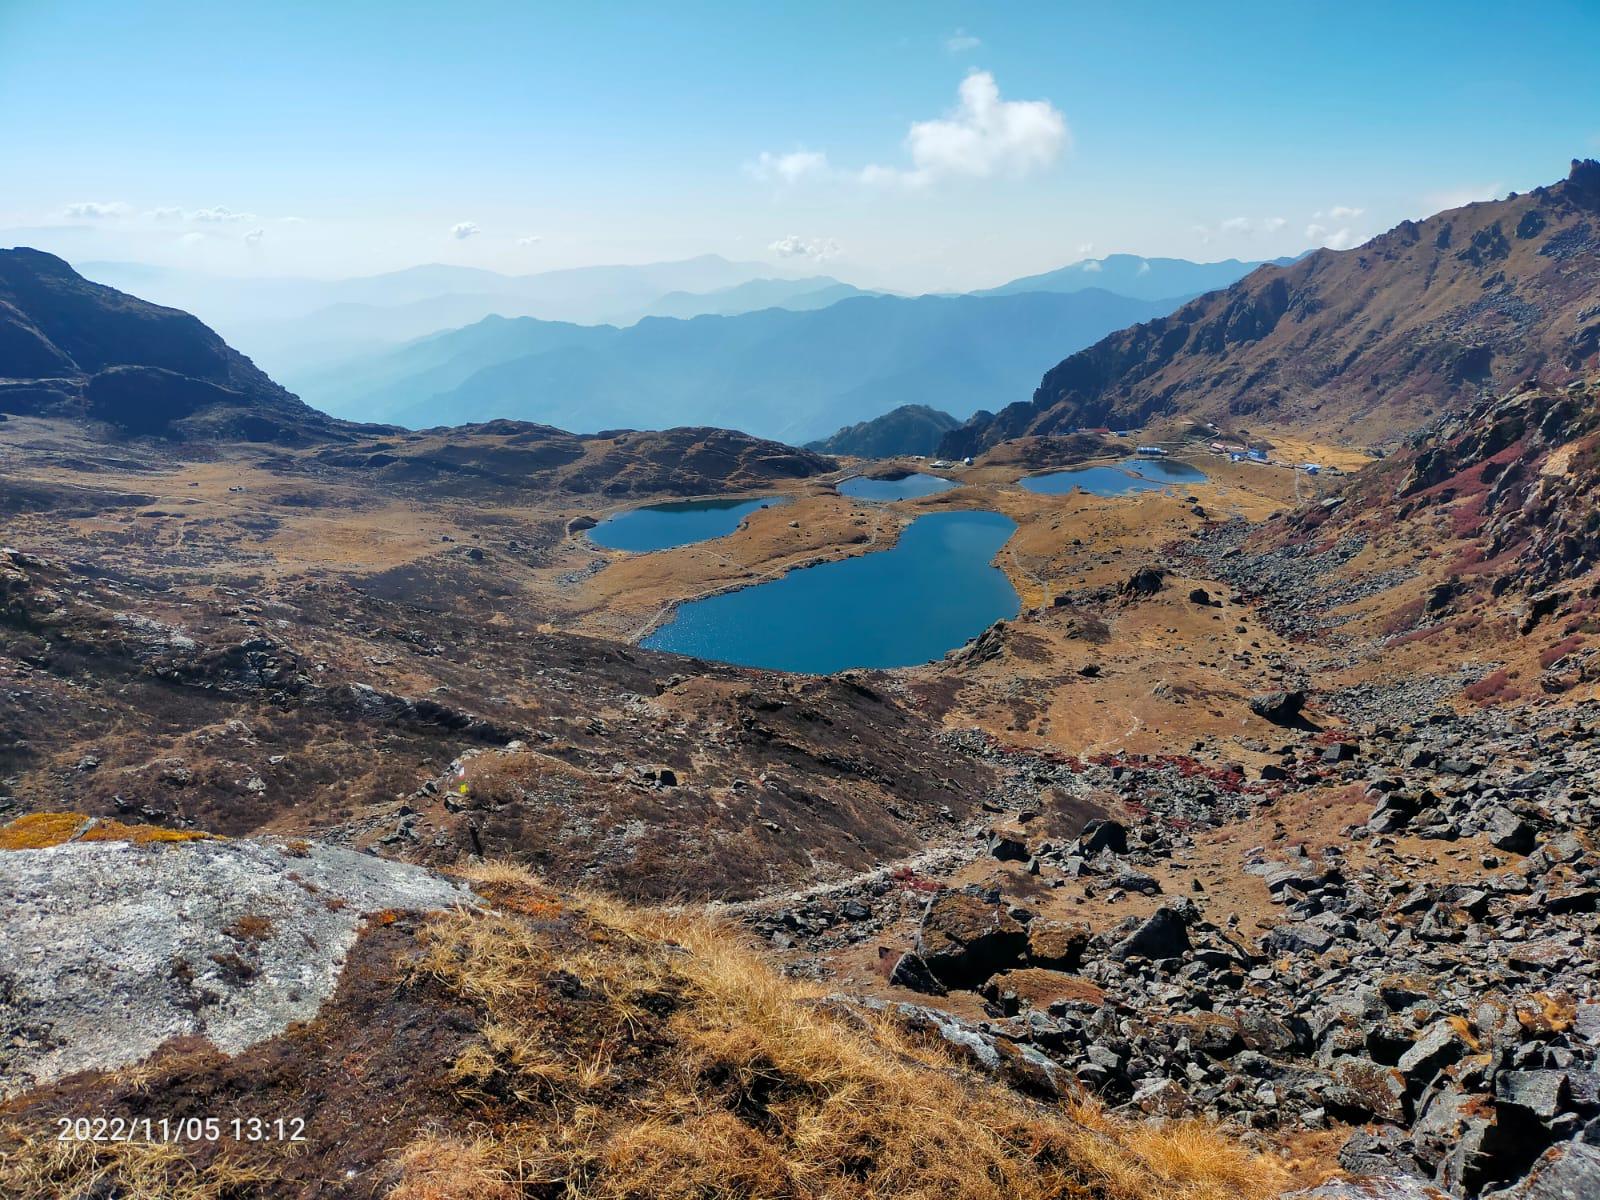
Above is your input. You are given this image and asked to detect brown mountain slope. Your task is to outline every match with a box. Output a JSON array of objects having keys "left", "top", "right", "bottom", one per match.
[
  {"left": 0, "top": 247, "right": 342, "bottom": 443},
  {"left": 944, "top": 159, "right": 1600, "bottom": 455}
]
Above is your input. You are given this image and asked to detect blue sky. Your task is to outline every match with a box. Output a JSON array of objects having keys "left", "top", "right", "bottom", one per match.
[{"left": 2, "top": 0, "right": 1597, "bottom": 290}]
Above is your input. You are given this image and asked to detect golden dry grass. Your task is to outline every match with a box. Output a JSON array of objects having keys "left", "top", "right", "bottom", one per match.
[
  {"left": 0, "top": 1134, "right": 273, "bottom": 1200},
  {"left": 388, "top": 861, "right": 1284, "bottom": 1200},
  {"left": 0, "top": 812, "right": 213, "bottom": 851}
]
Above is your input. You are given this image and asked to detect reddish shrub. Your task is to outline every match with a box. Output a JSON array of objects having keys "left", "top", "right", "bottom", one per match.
[
  {"left": 1539, "top": 635, "right": 1585, "bottom": 669},
  {"left": 1463, "top": 670, "right": 1521, "bottom": 705}
]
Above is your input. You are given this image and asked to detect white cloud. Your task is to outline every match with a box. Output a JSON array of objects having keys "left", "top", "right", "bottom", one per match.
[
  {"left": 1262, "top": 216, "right": 1287, "bottom": 233},
  {"left": 862, "top": 71, "right": 1068, "bottom": 187},
  {"left": 63, "top": 201, "right": 130, "bottom": 219},
  {"left": 1136, "top": 260, "right": 1151, "bottom": 275},
  {"left": 1081, "top": 260, "right": 1102, "bottom": 272},
  {"left": 150, "top": 206, "right": 184, "bottom": 221},
  {"left": 945, "top": 29, "right": 981, "bottom": 52},
  {"left": 768, "top": 234, "right": 840, "bottom": 262},
  {"left": 1306, "top": 223, "right": 1363, "bottom": 251},
  {"left": 1219, "top": 216, "right": 1253, "bottom": 235},
  {"left": 1329, "top": 205, "right": 1364, "bottom": 221},
  {"left": 516, "top": 234, "right": 542, "bottom": 246},
  {"left": 189, "top": 206, "right": 255, "bottom": 223},
  {"left": 749, "top": 149, "right": 829, "bottom": 184},
  {"left": 450, "top": 221, "right": 480, "bottom": 240},
  {"left": 244, "top": 228, "right": 264, "bottom": 246},
  {"left": 1076, "top": 241, "right": 1094, "bottom": 257}
]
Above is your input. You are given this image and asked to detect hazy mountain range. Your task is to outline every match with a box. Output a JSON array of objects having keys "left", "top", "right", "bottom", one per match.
[
  {"left": 70, "top": 251, "right": 1289, "bottom": 446},
  {"left": 78, "top": 255, "right": 814, "bottom": 377},
  {"left": 292, "top": 289, "right": 1180, "bottom": 445}
]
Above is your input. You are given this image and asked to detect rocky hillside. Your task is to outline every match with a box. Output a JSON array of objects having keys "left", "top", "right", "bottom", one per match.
[
  {"left": 313, "top": 419, "right": 837, "bottom": 498},
  {"left": 1329, "top": 377, "right": 1600, "bottom": 598},
  {"left": 0, "top": 248, "right": 342, "bottom": 443},
  {"left": 944, "top": 160, "right": 1600, "bottom": 455},
  {"left": 806, "top": 403, "right": 961, "bottom": 458}
]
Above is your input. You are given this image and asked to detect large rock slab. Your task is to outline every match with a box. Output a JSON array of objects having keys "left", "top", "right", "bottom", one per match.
[
  {"left": 0, "top": 837, "right": 475, "bottom": 1097},
  {"left": 1482, "top": 1142, "right": 1600, "bottom": 1200},
  {"left": 914, "top": 893, "right": 1027, "bottom": 988}
]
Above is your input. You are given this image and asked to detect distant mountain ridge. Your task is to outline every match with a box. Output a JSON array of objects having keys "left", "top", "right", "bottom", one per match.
[
  {"left": 298, "top": 288, "right": 1183, "bottom": 444},
  {"left": 943, "top": 160, "right": 1600, "bottom": 457},
  {"left": 620, "top": 277, "right": 875, "bottom": 323},
  {"left": 978, "top": 254, "right": 1296, "bottom": 302}
]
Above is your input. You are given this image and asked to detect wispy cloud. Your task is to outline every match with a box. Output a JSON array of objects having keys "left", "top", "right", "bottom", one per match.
[
  {"left": 1305, "top": 223, "right": 1363, "bottom": 250},
  {"left": 188, "top": 205, "right": 255, "bottom": 223},
  {"left": 1424, "top": 183, "right": 1504, "bottom": 212},
  {"left": 244, "top": 228, "right": 264, "bottom": 246},
  {"left": 516, "top": 234, "right": 542, "bottom": 246},
  {"left": 945, "top": 29, "right": 981, "bottom": 53},
  {"left": 748, "top": 149, "right": 829, "bottom": 185},
  {"left": 147, "top": 205, "right": 257, "bottom": 223},
  {"left": 1194, "top": 214, "right": 1290, "bottom": 241},
  {"left": 1328, "top": 205, "right": 1364, "bottom": 221},
  {"left": 450, "top": 221, "right": 480, "bottom": 240},
  {"left": 861, "top": 71, "right": 1068, "bottom": 187},
  {"left": 63, "top": 201, "right": 130, "bottom": 219},
  {"left": 768, "top": 234, "right": 840, "bottom": 262}
]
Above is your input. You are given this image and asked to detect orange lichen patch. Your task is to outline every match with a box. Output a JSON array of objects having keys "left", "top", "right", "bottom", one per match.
[
  {"left": 1446, "top": 1014, "right": 1483, "bottom": 1051},
  {"left": 1516, "top": 992, "right": 1577, "bottom": 1035},
  {"left": 0, "top": 812, "right": 212, "bottom": 851}
]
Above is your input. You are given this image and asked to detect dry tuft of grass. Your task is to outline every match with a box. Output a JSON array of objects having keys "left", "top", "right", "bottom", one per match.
[
  {"left": 0, "top": 812, "right": 213, "bottom": 851},
  {"left": 0, "top": 1134, "right": 273, "bottom": 1200},
  {"left": 392, "top": 861, "right": 1284, "bottom": 1200}
]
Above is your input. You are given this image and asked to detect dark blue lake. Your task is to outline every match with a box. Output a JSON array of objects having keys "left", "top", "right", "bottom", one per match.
[
  {"left": 837, "top": 472, "right": 957, "bottom": 501},
  {"left": 588, "top": 496, "right": 785, "bottom": 552},
  {"left": 1021, "top": 457, "right": 1208, "bottom": 496},
  {"left": 641, "top": 510, "right": 1020, "bottom": 673}
]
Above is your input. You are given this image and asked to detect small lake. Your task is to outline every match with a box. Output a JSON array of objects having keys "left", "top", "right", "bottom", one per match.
[
  {"left": 837, "top": 472, "right": 957, "bottom": 502},
  {"left": 641, "top": 509, "right": 1019, "bottom": 673},
  {"left": 588, "top": 496, "right": 785, "bottom": 552},
  {"left": 1021, "top": 457, "right": 1208, "bottom": 496}
]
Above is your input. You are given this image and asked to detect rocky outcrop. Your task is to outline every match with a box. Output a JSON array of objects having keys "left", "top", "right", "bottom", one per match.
[{"left": 807, "top": 404, "right": 962, "bottom": 459}]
